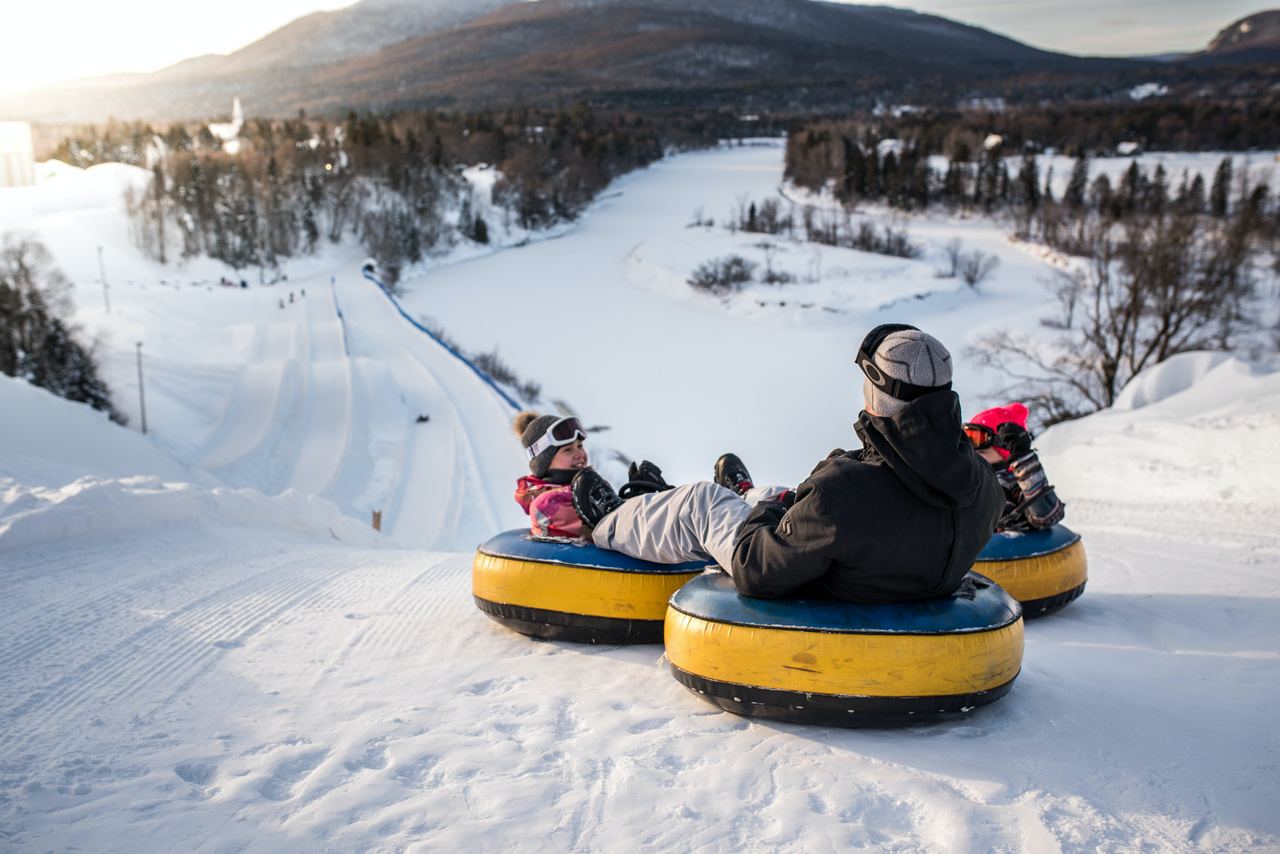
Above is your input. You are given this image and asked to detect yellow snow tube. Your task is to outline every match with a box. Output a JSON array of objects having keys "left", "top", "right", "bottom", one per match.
[
  {"left": 472, "top": 530, "right": 706, "bottom": 644},
  {"left": 664, "top": 572, "right": 1024, "bottom": 726},
  {"left": 973, "top": 526, "right": 1087, "bottom": 617}
]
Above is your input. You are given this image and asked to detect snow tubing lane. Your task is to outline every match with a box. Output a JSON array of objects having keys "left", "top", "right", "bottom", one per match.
[
  {"left": 973, "top": 525, "right": 1087, "bottom": 617},
  {"left": 473, "top": 530, "right": 709, "bottom": 644},
  {"left": 664, "top": 572, "right": 1024, "bottom": 727}
]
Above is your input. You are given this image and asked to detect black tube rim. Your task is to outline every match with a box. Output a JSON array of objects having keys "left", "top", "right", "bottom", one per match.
[
  {"left": 1020, "top": 581, "right": 1087, "bottom": 618},
  {"left": 474, "top": 596, "right": 665, "bottom": 644},
  {"left": 670, "top": 664, "right": 1018, "bottom": 727}
]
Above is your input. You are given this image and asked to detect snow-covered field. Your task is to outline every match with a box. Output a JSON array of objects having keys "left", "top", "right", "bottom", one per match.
[{"left": 2, "top": 143, "right": 1279, "bottom": 851}]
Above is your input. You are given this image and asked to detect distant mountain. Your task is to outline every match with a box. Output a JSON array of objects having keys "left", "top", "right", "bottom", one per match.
[
  {"left": 2, "top": 0, "right": 1267, "bottom": 124},
  {"left": 153, "top": 0, "right": 510, "bottom": 80},
  {"left": 1187, "top": 10, "right": 1280, "bottom": 66},
  {"left": 290, "top": 0, "right": 1138, "bottom": 114}
]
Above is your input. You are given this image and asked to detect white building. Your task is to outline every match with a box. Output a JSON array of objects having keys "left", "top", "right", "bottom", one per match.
[
  {"left": 208, "top": 97, "right": 245, "bottom": 155},
  {"left": 0, "top": 122, "right": 35, "bottom": 187}
]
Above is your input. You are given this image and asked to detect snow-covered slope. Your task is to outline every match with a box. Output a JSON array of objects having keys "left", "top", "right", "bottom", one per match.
[{"left": 1, "top": 143, "right": 1278, "bottom": 850}]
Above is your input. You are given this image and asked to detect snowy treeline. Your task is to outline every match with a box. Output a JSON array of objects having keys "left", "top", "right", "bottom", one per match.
[
  {"left": 812, "top": 100, "right": 1280, "bottom": 160},
  {"left": 0, "top": 235, "right": 120, "bottom": 421},
  {"left": 787, "top": 117, "right": 1279, "bottom": 424},
  {"left": 61, "top": 108, "right": 726, "bottom": 283}
]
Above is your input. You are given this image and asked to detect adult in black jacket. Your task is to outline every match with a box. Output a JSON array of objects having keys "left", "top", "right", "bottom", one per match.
[{"left": 576, "top": 324, "right": 1004, "bottom": 604}]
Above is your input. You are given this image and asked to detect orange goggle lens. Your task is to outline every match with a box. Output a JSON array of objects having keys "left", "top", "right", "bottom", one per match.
[{"left": 963, "top": 424, "right": 996, "bottom": 449}]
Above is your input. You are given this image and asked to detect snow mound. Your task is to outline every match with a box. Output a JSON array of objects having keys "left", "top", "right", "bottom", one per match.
[
  {"left": 0, "top": 375, "right": 379, "bottom": 550},
  {"left": 0, "top": 374, "right": 196, "bottom": 489},
  {"left": 1112, "top": 350, "right": 1233, "bottom": 411},
  {"left": 1038, "top": 355, "right": 1280, "bottom": 511},
  {"left": 0, "top": 477, "right": 381, "bottom": 552}
]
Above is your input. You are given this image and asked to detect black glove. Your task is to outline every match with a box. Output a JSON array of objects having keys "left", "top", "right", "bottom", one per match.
[
  {"left": 619, "top": 460, "right": 674, "bottom": 499},
  {"left": 996, "top": 423, "right": 1033, "bottom": 458},
  {"left": 629, "top": 460, "right": 671, "bottom": 489}
]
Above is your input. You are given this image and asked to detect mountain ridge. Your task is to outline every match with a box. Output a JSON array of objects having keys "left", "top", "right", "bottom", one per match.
[{"left": 1, "top": 1, "right": 1273, "bottom": 123}]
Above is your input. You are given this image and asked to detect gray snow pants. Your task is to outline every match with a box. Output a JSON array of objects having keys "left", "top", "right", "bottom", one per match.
[{"left": 590, "top": 482, "right": 786, "bottom": 573}]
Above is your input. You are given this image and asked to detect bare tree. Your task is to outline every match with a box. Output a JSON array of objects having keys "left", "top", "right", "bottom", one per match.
[
  {"left": 961, "top": 251, "right": 999, "bottom": 288},
  {"left": 940, "top": 237, "right": 963, "bottom": 278},
  {"left": 971, "top": 210, "right": 1258, "bottom": 423}
]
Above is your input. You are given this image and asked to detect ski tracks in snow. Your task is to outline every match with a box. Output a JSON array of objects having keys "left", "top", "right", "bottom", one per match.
[
  {"left": 179, "top": 271, "right": 522, "bottom": 550},
  {"left": 3, "top": 515, "right": 1278, "bottom": 850}
]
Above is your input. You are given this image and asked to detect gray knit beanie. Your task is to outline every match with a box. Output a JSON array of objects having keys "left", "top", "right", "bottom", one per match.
[
  {"left": 515, "top": 412, "right": 562, "bottom": 478},
  {"left": 862, "top": 328, "right": 953, "bottom": 417}
]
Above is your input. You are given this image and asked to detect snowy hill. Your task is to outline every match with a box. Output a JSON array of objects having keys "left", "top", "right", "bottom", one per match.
[{"left": 1, "top": 143, "right": 1279, "bottom": 849}]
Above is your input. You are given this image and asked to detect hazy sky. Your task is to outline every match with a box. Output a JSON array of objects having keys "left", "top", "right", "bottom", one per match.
[{"left": 0, "top": 0, "right": 1269, "bottom": 93}]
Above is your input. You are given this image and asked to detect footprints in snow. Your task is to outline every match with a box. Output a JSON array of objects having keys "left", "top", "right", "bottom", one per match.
[
  {"left": 344, "top": 740, "right": 391, "bottom": 772},
  {"left": 259, "top": 748, "right": 330, "bottom": 802},
  {"left": 174, "top": 761, "right": 216, "bottom": 786}
]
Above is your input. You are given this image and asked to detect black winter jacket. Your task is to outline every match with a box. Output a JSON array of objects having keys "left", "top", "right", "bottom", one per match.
[{"left": 730, "top": 390, "right": 1004, "bottom": 604}]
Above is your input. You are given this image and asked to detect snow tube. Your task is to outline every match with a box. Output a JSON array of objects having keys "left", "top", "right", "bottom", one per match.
[
  {"left": 473, "top": 530, "right": 709, "bottom": 644},
  {"left": 973, "top": 525, "right": 1087, "bottom": 618},
  {"left": 664, "top": 572, "right": 1024, "bottom": 727}
]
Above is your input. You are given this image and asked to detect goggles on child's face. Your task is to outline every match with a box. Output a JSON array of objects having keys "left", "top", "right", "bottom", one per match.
[
  {"left": 963, "top": 422, "right": 997, "bottom": 450},
  {"left": 527, "top": 417, "right": 586, "bottom": 459}
]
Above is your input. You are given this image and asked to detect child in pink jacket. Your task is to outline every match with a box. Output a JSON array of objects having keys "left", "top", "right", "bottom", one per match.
[{"left": 513, "top": 411, "right": 590, "bottom": 539}]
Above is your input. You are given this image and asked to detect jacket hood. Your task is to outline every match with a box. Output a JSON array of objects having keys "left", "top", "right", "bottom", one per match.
[{"left": 855, "top": 390, "right": 988, "bottom": 510}]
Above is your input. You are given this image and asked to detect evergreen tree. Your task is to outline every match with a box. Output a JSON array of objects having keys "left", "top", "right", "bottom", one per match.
[
  {"left": 1146, "top": 164, "right": 1169, "bottom": 216},
  {"left": 0, "top": 236, "right": 122, "bottom": 422},
  {"left": 1119, "top": 161, "right": 1143, "bottom": 214},
  {"left": 1210, "top": 157, "right": 1233, "bottom": 217},
  {"left": 1187, "top": 174, "right": 1207, "bottom": 215},
  {"left": 1017, "top": 153, "right": 1041, "bottom": 213},
  {"left": 1064, "top": 155, "right": 1089, "bottom": 209}
]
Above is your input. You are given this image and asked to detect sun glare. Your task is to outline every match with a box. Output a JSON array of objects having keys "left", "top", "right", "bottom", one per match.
[{"left": 0, "top": 0, "right": 358, "bottom": 93}]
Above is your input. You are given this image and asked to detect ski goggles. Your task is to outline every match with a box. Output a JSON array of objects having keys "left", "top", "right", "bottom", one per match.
[
  {"left": 527, "top": 416, "right": 586, "bottom": 459},
  {"left": 962, "top": 422, "right": 997, "bottom": 450},
  {"left": 856, "top": 323, "right": 952, "bottom": 403}
]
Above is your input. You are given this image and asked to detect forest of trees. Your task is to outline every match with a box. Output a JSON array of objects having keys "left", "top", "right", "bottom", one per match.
[
  {"left": 784, "top": 108, "right": 1279, "bottom": 423},
  {"left": 0, "top": 235, "right": 122, "bottom": 421},
  {"left": 56, "top": 108, "right": 763, "bottom": 286}
]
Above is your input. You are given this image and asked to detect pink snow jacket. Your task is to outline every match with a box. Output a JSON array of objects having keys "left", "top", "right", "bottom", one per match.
[{"left": 515, "top": 475, "right": 584, "bottom": 539}]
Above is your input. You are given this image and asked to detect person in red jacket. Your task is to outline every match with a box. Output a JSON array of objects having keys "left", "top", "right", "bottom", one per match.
[
  {"left": 513, "top": 411, "right": 590, "bottom": 539},
  {"left": 963, "top": 402, "right": 1065, "bottom": 532}
]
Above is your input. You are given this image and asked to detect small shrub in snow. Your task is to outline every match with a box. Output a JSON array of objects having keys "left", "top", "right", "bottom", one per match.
[
  {"left": 940, "top": 238, "right": 963, "bottom": 278},
  {"left": 960, "top": 251, "right": 999, "bottom": 287},
  {"left": 688, "top": 256, "right": 757, "bottom": 296},
  {"left": 473, "top": 349, "right": 542, "bottom": 404}
]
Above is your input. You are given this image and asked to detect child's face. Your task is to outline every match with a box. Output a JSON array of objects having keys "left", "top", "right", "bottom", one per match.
[{"left": 550, "top": 438, "right": 588, "bottom": 471}]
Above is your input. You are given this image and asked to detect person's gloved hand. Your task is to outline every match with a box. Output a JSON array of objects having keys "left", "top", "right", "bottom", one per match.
[
  {"left": 619, "top": 460, "right": 674, "bottom": 499},
  {"left": 628, "top": 460, "right": 672, "bottom": 490},
  {"left": 996, "top": 422, "right": 1033, "bottom": 458}
]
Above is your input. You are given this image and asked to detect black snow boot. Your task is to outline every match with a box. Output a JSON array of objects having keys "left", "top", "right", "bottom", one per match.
[
  {"left": 714, "top": 453, "right": 754, "bottom": 497},
  {"left": 571, "top": 468, "right": 623, "bottom": 532}
]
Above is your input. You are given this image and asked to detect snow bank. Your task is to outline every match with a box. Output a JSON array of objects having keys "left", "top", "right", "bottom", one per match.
[
  {"left": 0, "top": 476, "right": 381, "bottom": 552},
  {"left": 0, "top": 375, "right": 379, "bottom": 550},
  {"left": 1038, "top": 354, "right": 1280, "bottom": 511}
]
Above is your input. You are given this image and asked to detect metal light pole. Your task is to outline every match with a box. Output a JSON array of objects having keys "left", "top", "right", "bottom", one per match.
[
  {"left": 135, "top": 341, "right": 148, "bottom": 435},
  {"left": 98, "top": 246, "right": 110, "bottom": 314}
]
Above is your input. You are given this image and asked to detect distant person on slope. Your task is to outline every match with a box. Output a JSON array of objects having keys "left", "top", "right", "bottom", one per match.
[
  {"left": 963, "top": 403, "right": 1065, "bottom": 532},
  {"left": 570, "top": 324, "right": 1006, "bottom": 604}
]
